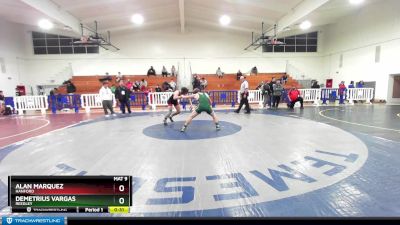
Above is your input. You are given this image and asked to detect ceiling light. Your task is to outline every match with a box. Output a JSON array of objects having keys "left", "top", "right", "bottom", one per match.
[
  {"left": 38, "top": 19, "right": 54, "bottom": 30},
  {"left": 219, "top": 15, "right": 231, "bottom": 26},
  {"left": 300, "top": 20, "right": 312, "bottom": 30},
  {"left": 131, "top": 14, "right": 144, "bottom": 25},
  {"left": 349, "top": 0, "right": 364, "bottom": 5}
]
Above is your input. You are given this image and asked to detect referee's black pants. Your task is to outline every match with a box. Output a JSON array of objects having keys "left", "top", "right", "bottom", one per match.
[{"left": 236, "top": 94, "right": 250, "bottom": 113}]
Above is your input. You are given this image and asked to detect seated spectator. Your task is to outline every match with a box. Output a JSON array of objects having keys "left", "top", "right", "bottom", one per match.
[
  {"left": 287, "top": 87, "right": 304, "bottom": 109},
  {"left": 140, "top": 79, "right": 148, "bottom": 91},
  {"left": 63, "top": 79, "right": 76, "bottom": 94},
  {"left": 133, "top": 80, "right": 140, "bottom": 91},
  {"left": 251, "top": 66, "right": 258, "bottom": 76},
  {"left": 272, "top": 80, "right": 284, "bottom": 109},
  {"left": 237, "top": 70, "right": 243, "bottom": 81},
  {"left": 357, "top": 80, "right": 364, "bottom": 88},
  {"left": 116, "top": 72, "right": 123, "bottom": 82},
  {"left": 281, "top": 74, "right": 288, "bottom": 84},
  {"left": 0, "top": 91, "right": 5, "bottom": 116},
  {"left": 193, "top": 75, "right": 201, "bottom": 90},
  {"left": 216, "top": 67, "right": 224, "bottom": 79},
  {"left": 200, "top": 77, "right": 208, "bottom": 91},
  {"left": 155, "top": 85, "right": 162, "bottom": 92},
  {"left": 105, "top": 72, "right": 112, "bottom": 81},
  {"left": 169, "top": 79, "right": 177, "bottom": 91},
  {"left": 0, "top": 90, "right": 4, "bottom": 102},
  {"left": 162, "top": 81, "right": 171, "bottom": 91},
  {"left": 162, "top": 66, "right": 168, "bottom": 77},
  {"left": 311, "top": 81, "right": 320, "bottom": 89},
  {"left": 126, "top": 79, "right": 133, "bottom": 91},
  {"left": 349, "top": 81, "right": 355, "bottom": 88},
  {"left": 171, "top": 65, "right": 177, "bottom": 77},
  {"left": 147, "top": 66, "right": 156, "bottom": 76}
]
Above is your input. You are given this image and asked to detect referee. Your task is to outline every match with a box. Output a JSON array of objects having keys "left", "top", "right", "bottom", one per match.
[{"left": 235, "top": 76, "right": 250, "bottom": 114}]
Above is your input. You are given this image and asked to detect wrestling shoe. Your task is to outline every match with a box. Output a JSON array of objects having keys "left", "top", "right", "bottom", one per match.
[
  {"left": 169, "top": 117, "right": 174, "bottom": 122},
  {"left": 180, "top": 125, "right": 187, "bottom": 132},
  {"left": 163, "top": 118, "right": 167, "bottom": 126},
  {"left": 216, "top": 124, "right": 221, "bottom": 131}
]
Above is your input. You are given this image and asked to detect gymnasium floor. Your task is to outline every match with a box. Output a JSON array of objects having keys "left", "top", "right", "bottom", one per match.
[{"left": 0, "top": 104, "right": 399, "bottom": 217}]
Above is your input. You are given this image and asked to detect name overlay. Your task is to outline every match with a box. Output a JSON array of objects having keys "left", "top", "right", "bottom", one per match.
[{"left": 8, "top": 176, "right": 132, "bottom": 213}]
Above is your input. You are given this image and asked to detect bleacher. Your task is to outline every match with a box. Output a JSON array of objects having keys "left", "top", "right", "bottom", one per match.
[
  {"left": 199, "top": 73, "right": 302, "bottom": 90},
  {"left": 58, "top": 75, "right": 177, "bottom": 94},
  {"left": 57, "top": 73, "right": 301, "bottom": 94}
]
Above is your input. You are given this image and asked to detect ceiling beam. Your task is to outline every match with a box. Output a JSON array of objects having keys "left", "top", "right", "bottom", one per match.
[
  {"left": 179, "top": 0, "right": 185, "bottom": 33},
  {"left": 20, "top": 0, "right": 81, "bottom": 34},
  {"left": 266, "top": 0, "right": 330, "bottom": 36}
]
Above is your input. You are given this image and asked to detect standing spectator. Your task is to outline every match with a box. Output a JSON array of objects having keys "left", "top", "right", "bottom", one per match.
[
  {"left": 155, "top": 85, "right": 162, "bottom": 92},
  {"left": 216, "top": 67, "right": 224, "bottom": 79},
  {"left": 115, "top": 80, "right": 131, "bottom": 114},
  {"left": 162, "top": 66, "right": 168, "bottom": 77},
  {"left": 49, "top": 88, "right": 58, "bottom": 96},
  {"left": 147, "top": 66, "right": 156, "bottom": 76},
  {"left": 235, "top": 76, "right": 250, "bottom": 114},
  {"left": 287, "top": 87, "right": 304, "bottom": 109},
  {"left": 338, "top": 81, "right": 347, "bottom": 104},
  {"left": 251, "top": 66, "right": 258, "bottom": 76},
  {"left": 169, "top": 79, "right": 177, "bottom": 91},
  {"left": 268, "top": 77, "right": 276, "bottom": 107},
  {"left": 256, "top": 81, "right": 264, "bottom": 90},
  {"left": 281, "top": 74, "right": 288, "bottom": 85},
  {"left": 140, "top": 79, "right": 148, "bottom": 91},
  {"left": 272, "top": 80, "right": 283, "bottom": 109},
  {"left": 236, "top": 70, "right": 243, "bottom": 81},
  {"left": 200, "top": 77, "right": 208, "bottom": 91},
  {"left": 99, "top": 81, "right": 116, "bottom": 117},
  {"left": 110, "top": 84, "right": 116, "bottom": 94},
  {"left": 171, "top": 65, "right": 177, "bottom": 77},
  {"left": 262, "top": 81, "right": 271, "bottom": 108}
]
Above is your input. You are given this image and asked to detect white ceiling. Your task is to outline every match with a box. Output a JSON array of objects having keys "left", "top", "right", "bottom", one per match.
[{"left": 0, "top": 0, "right": 385, "bottom": 36}]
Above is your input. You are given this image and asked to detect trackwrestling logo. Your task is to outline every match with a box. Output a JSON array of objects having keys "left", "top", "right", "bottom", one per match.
[{"left": 2, "top": 217, "right": 64, "bottom": 225}]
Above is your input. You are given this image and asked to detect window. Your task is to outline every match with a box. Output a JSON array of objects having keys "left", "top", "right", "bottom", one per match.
[
  {"left": 32, "top": 31, "right": 99, "bottom": 55},
  {"left": 262, "top": 31, "right": 318, "bottom": 53}
]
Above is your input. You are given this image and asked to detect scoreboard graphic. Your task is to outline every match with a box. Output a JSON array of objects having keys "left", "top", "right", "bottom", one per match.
[{"left": 8, "top": 176, "right": 132, "bottom": 213}]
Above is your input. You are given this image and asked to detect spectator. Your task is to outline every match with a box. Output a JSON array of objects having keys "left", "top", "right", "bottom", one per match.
[
  {"left": 357, "top": 80, "right": 364, "bottom": 88},
  {"left": 105, "top": 72, "right": 112, "bottom": 81},
  {"left": 147, "top": 66, "right": 156, "bottom": 76},
  {"left": 0, "top": 90, "right": 4, "bottom": 102},
  {"left": 236, "top": 70, "right": 243, "bottom": 81},
  {"left": 261, "top": 81, "right": 271, "bottom": 108},
  {"left": 192, "top": 75, "right": 201, "bottom": 90},
  {"left": 115, "top": 80, "right": 131, "bottom": 114},
  {"left": 216, "top": 67, "right": 224, "bottom": 79},
  {"left": 287, "top": 87, "right": 304, "bottom": 109},
  {"left": 338, "top": 81, "right": 347, "bottom": 105},
  {"left": 251, "top": 66, "right": 258, "bottom": 76},
  {"left": 110, "top": 84, "right": 116, "bottom": 94},
  {"left": 133, "top": 80, "right": 140, "bottom": 91},
  {"left": 200, "top": 77, "right": 208, "bottom": 91},
  {"left": 140, "top": 79, "right": 148, "bottom": 91},
  {"left": 349, "top": 81, "right": 355, "bottom": 88},
  {"left": 162, "top": 66, "right": 168, "bottom": 77},
  {"left": 171, "top": 65, "right": 177, "bottom": 77},
  {"left": 268, "top": 77, "right": 276, "bottom": 107},
  {"left": 99, "top": 81, "right": 116, "bottom": 117},
  {"left": 169, "top": 79, "right": 177, "bottom": 91},
  {"left": 116, "top": 72, "right": 123, "bottom": 82},
  {"left": 311, "top": 81, "right": 320, "bottom": 89},
  {"left": 0, "top": 91, "right": 4, "bottom": 116},
  {"left": 162, "top": 81, "right": 172, "bottom": 91},
  {"left": 235, "top": 76, "right": 250, "bottom": 114},
  {"left": 155, "top": 85, "right": 162, "bottom": 92},
  {"left": 272, "top": 80, "right": 283, "bottom": 109},
  {"left": 256, "top": 81, "right": 264, "bottom": 90},
  {"left": 49, "top": 88, "right": 58, "bottom": 96},
  {"left": 64, "top": 79, "right": 76, "bottom": 94},
  {"left": 126, "top": 79, "right": 133, "bottom": 91},
  {"left": 281, "top": 74, "right": 288, "bottom": 85}
]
